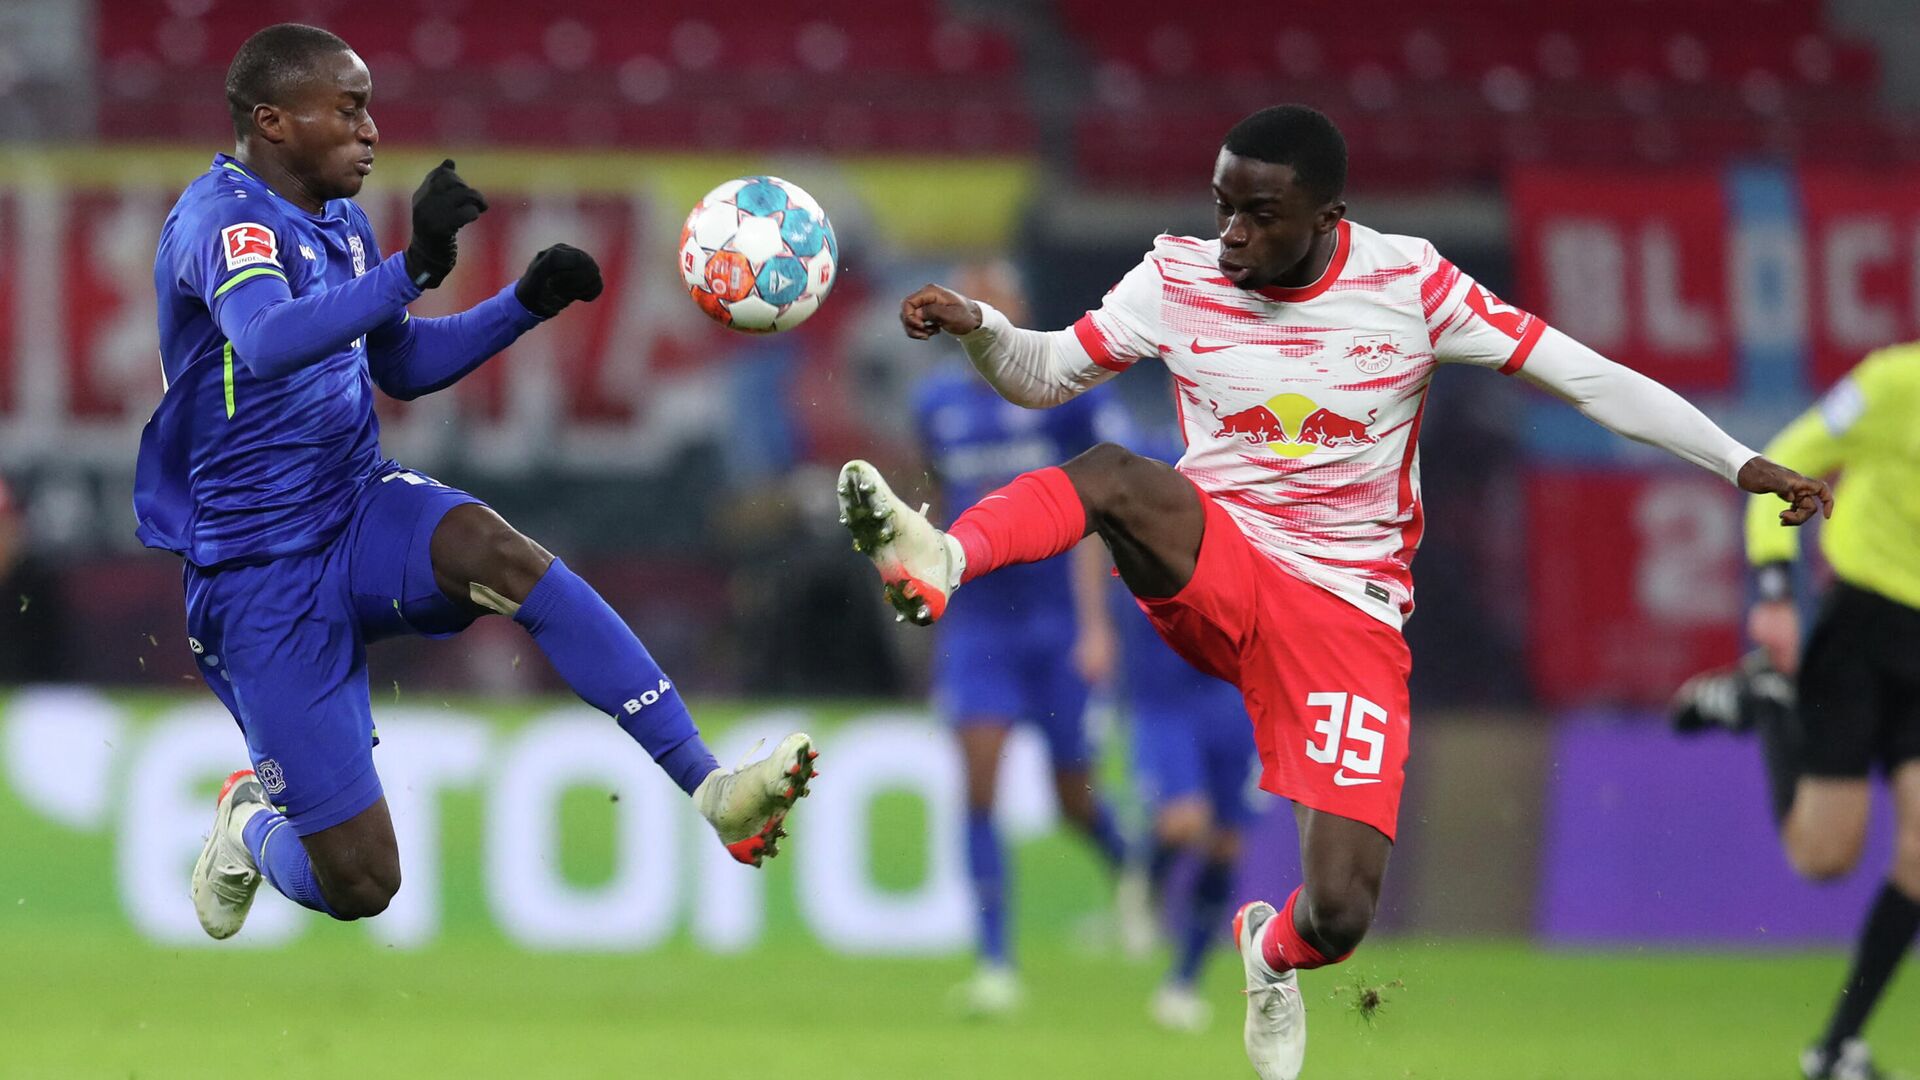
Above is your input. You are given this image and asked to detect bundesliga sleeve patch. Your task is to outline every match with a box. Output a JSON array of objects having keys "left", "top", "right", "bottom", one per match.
[{"left": 220, "top": 222, "right": 280, "bottom": 271}]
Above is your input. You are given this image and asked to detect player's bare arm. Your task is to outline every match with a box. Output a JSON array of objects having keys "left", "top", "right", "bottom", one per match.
[
  {"left": 1737, "top": 457, "right": 1833, "bottom": 526},
  {"left": 900, "top": 283, "right": 982, "bottom": 339}
]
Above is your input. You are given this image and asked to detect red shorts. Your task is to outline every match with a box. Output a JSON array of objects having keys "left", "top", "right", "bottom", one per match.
[{"left": 1136, "top": 491, "right": 1412, "bottom": 840}]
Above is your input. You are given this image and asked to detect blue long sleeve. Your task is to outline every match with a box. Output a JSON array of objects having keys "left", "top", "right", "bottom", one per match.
[
  {"left": 366, "top": 283, "right": 543, "bottom": 401},
  {"left": 212, "top": 252, "right": 422, "bottom": 379}
]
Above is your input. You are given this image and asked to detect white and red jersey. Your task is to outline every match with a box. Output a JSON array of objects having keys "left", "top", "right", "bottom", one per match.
[{"left": 1070, "top": 219, "right": 1547, "bottom": 628}]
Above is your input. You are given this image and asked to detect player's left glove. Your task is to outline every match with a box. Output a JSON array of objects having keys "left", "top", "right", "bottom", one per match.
[
  {"left": 515, "top": 244, "right": 604, "bottom": 318},
  {"left": 406, "top": 159, "right": 488, "bottom": 290}
]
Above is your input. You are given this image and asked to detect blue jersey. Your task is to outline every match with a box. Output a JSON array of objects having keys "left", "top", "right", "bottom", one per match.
[
  {"left": 913, "top": 371, "right": 1116, "bottom": 619},
  {"left": 136, "top": 155, "right": 417, "bottom": 567}
]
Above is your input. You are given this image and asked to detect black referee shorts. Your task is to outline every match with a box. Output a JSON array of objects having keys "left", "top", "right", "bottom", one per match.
[{"left": 1797, "top": 581, "right": 1920, "bottom": 778}]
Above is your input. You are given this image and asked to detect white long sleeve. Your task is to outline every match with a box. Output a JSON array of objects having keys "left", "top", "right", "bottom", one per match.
[
  {"left": 1516, "top": 326, "right": 1757, "bottom": 483},
  {"left": 955, "top": 301, "right": 1119, "bottom": 409}
]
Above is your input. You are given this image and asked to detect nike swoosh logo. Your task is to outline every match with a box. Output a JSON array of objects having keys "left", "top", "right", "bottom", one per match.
[
  {"left": 1190, "top": 339, "right": 1233, "bottom": 354},
  {"left": 1332, "top": 770, "right": 1381, "bottom": 787}
]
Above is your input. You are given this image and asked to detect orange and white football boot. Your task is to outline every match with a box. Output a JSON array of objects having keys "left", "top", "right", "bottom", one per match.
[{"left": 836, "top": 459, "right": 966, "bottom": 626}]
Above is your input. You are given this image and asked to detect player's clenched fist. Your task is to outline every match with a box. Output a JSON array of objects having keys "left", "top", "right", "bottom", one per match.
[
  {"left": 900, "top": 283, "right": 984, "bottom": 339},
  {"left": 406, "top": 159, "right": 488, "bottom": 289},
  {"left": 516, "top": 244, "right": 604, "bottom": 318}
]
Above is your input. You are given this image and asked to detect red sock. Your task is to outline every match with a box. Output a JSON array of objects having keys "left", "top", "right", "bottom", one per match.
[
  {"left": 1259, "top": 886, "right": 1342, "bottom": 973},
  {"left": 948, "top": 467, "right": 1088, "bottom": 584}
]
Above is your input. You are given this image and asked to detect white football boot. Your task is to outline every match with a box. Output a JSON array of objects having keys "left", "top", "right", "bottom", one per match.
[
  {"left": 1151, "top": 982, "right": 1214, "bottom": 1033},
  {"left": 1115, "top": 863, "right": 1161, "bottom": 960},
  {"left": 694, "top": 732, "right": 818, "bottom": 867},
  {"left": 1234, "top": 900, "right": 1307, "bottom": 1080},
  {"left": 951, "top": 963, "right": 1024, "bottom": 1019},
  {"left": 1803, "top": 1038, "right": 1894, "bottom": 1080},
  {"left": 836, "top": 460, "right": 965, "bottom": 626},
  {"left": 189, "top": 768, "right": 273, "bottom": 940}
]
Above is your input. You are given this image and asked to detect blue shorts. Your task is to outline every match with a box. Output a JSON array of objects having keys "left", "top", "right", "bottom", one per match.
[
  {"left": 932, "top": 609, "right": 1093, "bottom": 769},
  {"left": 183, "top": 462, "right": 481, "bottom": 835},
  {"left": 1123, "top": 627, "right": 1259, "bottom": 829}
]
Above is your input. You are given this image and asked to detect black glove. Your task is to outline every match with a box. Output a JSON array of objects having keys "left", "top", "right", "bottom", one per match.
[
  {"left": 405, "top": 159, "right": 487, "bottom": 289},
  {"left": 515, "top": 243, "right": 604, "bottom": 318}
]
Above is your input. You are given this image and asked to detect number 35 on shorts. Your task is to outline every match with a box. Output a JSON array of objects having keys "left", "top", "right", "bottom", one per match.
[{"left": 1304, "top": 692, "right": 1388, "bottom": 787}]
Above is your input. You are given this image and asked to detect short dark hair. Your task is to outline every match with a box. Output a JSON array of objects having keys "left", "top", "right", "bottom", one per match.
[
  {"left": 225, "top": 23, "right": 353, "bottom": 138},
  {"left": 1222, "top": 105, "right": 1347, "bottom": 205}
]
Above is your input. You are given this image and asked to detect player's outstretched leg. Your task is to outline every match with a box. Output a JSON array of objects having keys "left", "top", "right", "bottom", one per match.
[
  {"left": 839, "top": 443, "right": 1204, "bottom": 623},
  {"left": 1237, "top": 807, "right": 1391, "bottom": 1080},
  {"left": 429, "top": 504, "right": 817, "bottom": 866}
]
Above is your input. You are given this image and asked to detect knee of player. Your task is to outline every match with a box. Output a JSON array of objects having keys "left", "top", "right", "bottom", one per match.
[
  {"left": 1155, "top": 801, "right": 1211, "bottom": 847},
  {"left": 1068, "top": 443, "right": 1144, "bottom": 514},
  {"left": 1784, "top": 837, "right": 1859, "bottom": 882},
  {"left": 324, "top": 863, "right": 402, "bottom": 921},
  {"left": 487, "top": 526, "right": 555, "bottom": 591},
  {"left": 1303, "top": 886, "right": 1376, "bottom": 956},
  {"left": 1204, "top": 828, "right": 1241, "bottom": 864},
  {"left": 453, "top": 526, "right": 554, "bottom": 612},
  {"left": 1891, "top": 827, "right": 1920, "bottom": 887}
]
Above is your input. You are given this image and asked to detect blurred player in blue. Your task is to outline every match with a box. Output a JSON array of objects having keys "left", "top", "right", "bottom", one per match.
[
  {"left": 1109, "top": 426, "right": 1261, "bottom": 1034},
  {"left": 911, "top": 260, "right": 1130, "bottom": 1014},
  {"left": 145, "top": 24, "right": 817, "bottom": 941}
]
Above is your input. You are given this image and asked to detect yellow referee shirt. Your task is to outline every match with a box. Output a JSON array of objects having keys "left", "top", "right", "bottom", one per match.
[{"left": 1746, "top": 343, "right": 1920, "bottom": 611}]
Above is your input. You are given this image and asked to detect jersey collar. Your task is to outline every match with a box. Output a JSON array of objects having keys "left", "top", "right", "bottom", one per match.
[
  {"left": 1253, "top": 219, "right": 1350, "bottom": 304},
  {"left": 213, "top": 154, "right": 260, "bottom": 183},
  {"left": 212, "top": 154, "right": 334, "bottom": 220}
]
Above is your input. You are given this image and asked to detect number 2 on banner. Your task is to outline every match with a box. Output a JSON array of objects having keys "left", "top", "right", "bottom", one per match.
[{"left": 1303, "top": 692, "right": 1387, "bottom": 777}]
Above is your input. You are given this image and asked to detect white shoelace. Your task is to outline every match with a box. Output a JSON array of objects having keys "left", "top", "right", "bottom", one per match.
[
  {"left": 1243, "top": 978, "right": 1302, "bottom": 1025},
  {"left": 731, "top": 738, "right": 767, "bottom": 774}
]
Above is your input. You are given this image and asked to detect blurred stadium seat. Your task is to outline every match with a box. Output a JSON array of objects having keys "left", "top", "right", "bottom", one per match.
[
  {"left": 95, "top": 0, "right": 1033, "bottom": 150},
  {"left": 1059, "top": 0, "right": 1916, "bottom": 190}
]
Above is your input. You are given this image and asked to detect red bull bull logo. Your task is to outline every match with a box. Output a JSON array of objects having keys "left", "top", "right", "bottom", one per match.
[
  {"left": 1209, "top": 393, "right": 1378, "bottom": 458},
  {"left": 1214, "top": 404, "right": 1286, "bottom": 443},
  {"left": 1343, "top": 333, "right": 1403, "bottom": 374}
]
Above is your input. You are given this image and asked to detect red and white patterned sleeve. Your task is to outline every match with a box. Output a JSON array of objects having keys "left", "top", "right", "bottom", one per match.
[
  {"left": 1068, "top": 252, "right": 1163, "bottom": 373},
  {"left": 1420, "top": 242, "right": 1548, "bottom": 375},
  {"left": 956, "top": 251, "right": 1162, "bottom": 409}
]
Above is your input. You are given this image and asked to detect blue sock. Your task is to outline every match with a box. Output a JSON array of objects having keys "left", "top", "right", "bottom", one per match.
[
  {"left": 1176, "top": 857, "right": 1235, "bottom": 984},
  {"left": 1148, "top": 837, "right": 1181, "bottom": 893},
  {"left": 967, "top": 808, "right": 1010, "bottom": 966},
  {"left": 514, "top": 558, "right": 718, "bottom": 795},
  {"left": 242, "top": 809, "right": 339, "bottom": 917},
  {"left": 1088, "top": 799, "right": 1127, "bottom": 869}
]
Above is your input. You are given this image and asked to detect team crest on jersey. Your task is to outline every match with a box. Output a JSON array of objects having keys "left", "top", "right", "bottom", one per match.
[
  {"left": 1343, "top": 333, "right": 1404, "bottom": 374},
  {"left": 348, "top": 235, "right": 367, "bottom": 276},
  {"left": 220, "top": 222, "right": 279, "bottom": 271}
]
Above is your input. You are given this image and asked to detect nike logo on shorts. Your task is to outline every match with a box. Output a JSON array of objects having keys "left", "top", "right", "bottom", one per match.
[
  {"left": 1332, "top": 770, "right": 1381, "bottom": 787},
  {"left": 1190, "top": 339, "right": 1233, "bottom": 354}
]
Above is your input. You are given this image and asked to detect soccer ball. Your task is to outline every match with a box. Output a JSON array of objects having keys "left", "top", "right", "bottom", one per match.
[{"left": 679, "top": 176, "right": 839, "bottom": 333}]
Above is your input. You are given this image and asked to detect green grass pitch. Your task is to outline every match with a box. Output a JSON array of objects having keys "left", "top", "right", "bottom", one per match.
[
  {"left": 1, "top": 696, "right": 1914, "bottom": 1078},
  {"left": 3, "top": 932, "right": 1917, "bottom": 1078}
]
